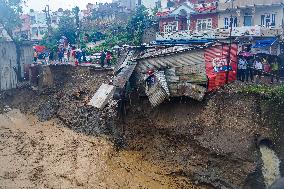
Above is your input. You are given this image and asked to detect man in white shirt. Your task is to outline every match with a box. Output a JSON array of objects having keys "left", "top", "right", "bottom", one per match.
[{"left": 238, "top": 57, "right": 247, "bottom": 82}]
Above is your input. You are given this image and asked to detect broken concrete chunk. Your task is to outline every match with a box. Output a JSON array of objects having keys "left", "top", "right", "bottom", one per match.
[{"left": 88, "top": 84, "right": 115, "bottom": 109}]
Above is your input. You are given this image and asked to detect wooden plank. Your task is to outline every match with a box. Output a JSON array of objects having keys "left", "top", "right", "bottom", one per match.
[
  {"left": 176, "top": 83, "right": 206, "bottom": 101},
  {"left": 179, "top": 74, "right": 207, "bottom": 83},
  {"left": 88, "top": 84, "right": 115, "bottom": 109}
]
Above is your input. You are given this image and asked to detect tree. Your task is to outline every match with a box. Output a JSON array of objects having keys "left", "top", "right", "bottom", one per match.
[
  {"left": 41, "top": 13, "right": 77, "bottom": 49},
  {"left": 126, "top": 5, "right": 151, "bottom": 45},
  {"left": 0, "top": 0, "right": 23, "bottom": 81}
]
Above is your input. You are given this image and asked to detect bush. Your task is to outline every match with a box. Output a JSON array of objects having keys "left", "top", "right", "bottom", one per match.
[{"left": 241, "top": 84, "right": 284, "bottom": 99}]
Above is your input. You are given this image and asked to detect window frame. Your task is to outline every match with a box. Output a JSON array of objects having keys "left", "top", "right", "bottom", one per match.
[
  {"left": 260, "top": 13, "right": 277, "bottom": 28},
  {"left": 163, "top": 21, "right": 178, "bottom": 33},
  {"left": 196, "top": 18, "right": 213, "bottom": 31}
]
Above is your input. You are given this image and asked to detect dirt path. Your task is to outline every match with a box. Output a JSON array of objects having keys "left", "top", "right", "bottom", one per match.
[{"left": 0, "top": 109, "right": 205, "bottom": 189}]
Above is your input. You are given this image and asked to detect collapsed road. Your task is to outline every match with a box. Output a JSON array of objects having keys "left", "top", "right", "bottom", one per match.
[{"left": 0, "top": 65, "right": 284, "bottom": 189}]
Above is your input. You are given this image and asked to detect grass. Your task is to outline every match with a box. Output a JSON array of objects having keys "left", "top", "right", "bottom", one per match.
[{"left": 241, "top": 84, "right": 284, "bottom": 99}]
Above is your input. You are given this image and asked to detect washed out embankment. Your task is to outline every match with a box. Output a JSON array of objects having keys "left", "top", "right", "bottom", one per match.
[
  {"left": 0, "top": 109, "right": 207, "bottom": 188},
  {"left": 1, "top": 65, "right": 284, "bottom": 188},
  {"left": 120, "top": 85, "right": 284, "bottom": 188},
  {"left": 0, "top": 65, "right": 208, "bottom": 188}
]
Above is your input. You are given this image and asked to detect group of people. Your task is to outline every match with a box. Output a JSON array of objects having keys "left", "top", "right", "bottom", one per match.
[
  {"left": 99, "top": 50, "right": 112, "bottom": 68},
  {"left": 237, "top": 55, "right": 280, "bottom": 83},
  {"left": 58, "top": 46, "right": 87, "bottom": 65},
  {"left": 33, "top": 46, "right": 113, "bottom": 67}
]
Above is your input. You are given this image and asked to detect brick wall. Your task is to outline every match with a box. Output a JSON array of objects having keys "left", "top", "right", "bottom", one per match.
[{"left": 190, "top": 13, "right": 218, "bottom": 31}]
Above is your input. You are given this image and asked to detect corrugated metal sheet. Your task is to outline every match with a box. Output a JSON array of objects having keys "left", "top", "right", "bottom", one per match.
[
  {"left": 0, "top": 42, "right": 17, "bottom": 90},
  {"left": 145, "top": 82, "right": 168, "bottom": 107},
  {"left": 114, "top": 51, "right": 138, "bottom": 89},
  {"left": 0, "top": 42, "right": 33, "bottom": 91},
  {"left": 155, "top": 71, "right": 170, "bottom": 96},
  {"left": 205, "top": 44, "right": 238, "bottom": 91},
  {"left": 136, "top": 49, "right": 207, "bottom": 100},
  {"left": 137, "top": 49, "right": 205, "bottom": 73}
]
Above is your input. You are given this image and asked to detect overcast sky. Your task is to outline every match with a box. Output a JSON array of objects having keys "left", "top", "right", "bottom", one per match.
[{"left": 23, "top": 0, "right": 111, "bottom": 12}]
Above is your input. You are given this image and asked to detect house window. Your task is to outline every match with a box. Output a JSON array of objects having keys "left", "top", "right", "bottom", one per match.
[
  {"left": 224, "top": 17, "right": 237, "bottom": 29},
  {"left": 30, "top": 16, "right": 36, "bottom": 24},
  {"left": 31, "top": 28, "right": 38, "bottom": 36},
  {"left": 261, "top": 13, "right": 276, "bottom": 27},
  {"left": 244, "top": 14, "right": 252, "bottom": 26},
  {"left": 197, "top": 18, "right": 212, "bottom": 31},
  {"left": 164, "top": 21, "right": 178, "bottom": 33}
]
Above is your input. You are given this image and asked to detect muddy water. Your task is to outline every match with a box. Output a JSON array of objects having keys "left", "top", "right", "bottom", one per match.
[
  {"left": 259, "top": 145, "right": 281, "bottom": 188},
  {"left": 0, "top": 109, "right": 205, "bottom": 189}
]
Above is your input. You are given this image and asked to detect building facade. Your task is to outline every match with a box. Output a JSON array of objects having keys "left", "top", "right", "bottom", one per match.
[
  {"left": 154, "top": 0, "right": 282, "bottom": 47},
  {"left": 218, "top": 0, "right": 284, "bottom": 29},
  {"left": 157, "top": 3, "right": 194, "bottom": 33}
]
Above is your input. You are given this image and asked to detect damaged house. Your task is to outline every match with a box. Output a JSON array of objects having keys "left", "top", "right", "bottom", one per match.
[{"left": 132, "top": 43, "right": 238, "bottom": 107}]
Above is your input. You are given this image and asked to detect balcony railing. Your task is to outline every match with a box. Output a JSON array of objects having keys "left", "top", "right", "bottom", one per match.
[{"left": 156, "top": 26, "right": 282, "bottom": 41}]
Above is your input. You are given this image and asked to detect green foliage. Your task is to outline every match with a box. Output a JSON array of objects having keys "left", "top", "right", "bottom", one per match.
[
  {"left": 126, "top": 5, "right": 150, "bottom": 45},
  {"left": 0, "top": 0, "right": 22, "bottom": 38},
  {"left": 88, "top": 5, "right": 151, "bottom": 53},
  {"left": 41, "top": 14, "right": 77, "bottom": 48},
  {"left": 241, "top": 85, "right": 284, "bottom": 99},
  {"left": 57, "top": 16, "right": 77, "bottom": 44}
]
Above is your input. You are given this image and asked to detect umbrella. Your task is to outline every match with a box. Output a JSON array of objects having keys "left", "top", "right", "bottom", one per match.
[{"left": 239, "top": 52, "right": 254, "bottom": 57}]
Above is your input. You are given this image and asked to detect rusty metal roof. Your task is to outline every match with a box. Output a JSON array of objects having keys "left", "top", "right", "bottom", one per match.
[{"left": 133, "top": 43, "right": 218, "bottom": 61}]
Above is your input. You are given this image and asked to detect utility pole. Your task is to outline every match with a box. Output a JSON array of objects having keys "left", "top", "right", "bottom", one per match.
[
  {"left": 226, "top": 0, "right": 234, "bottom": 84},
  {"left": 73, "top": 6, "right": 80, "bottom": 48},
  {"left": 43, "top": 5, "right": 52, "bottom": 41}
]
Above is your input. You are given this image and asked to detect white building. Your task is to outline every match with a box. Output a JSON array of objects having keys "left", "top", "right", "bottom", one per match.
[
  {"left": 29, "top": 11, "right": 48, "bottom": 41},
  {"left": 113, "top": 0, "right": 159, "bottom": 11},
  {"left": 218, "top": 0, "right": 284, "bottom": 29}
]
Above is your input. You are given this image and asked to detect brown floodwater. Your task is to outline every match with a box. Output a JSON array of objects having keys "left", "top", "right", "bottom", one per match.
[{"left": 0, "top": 109, "right": 207, "bottom": 189}]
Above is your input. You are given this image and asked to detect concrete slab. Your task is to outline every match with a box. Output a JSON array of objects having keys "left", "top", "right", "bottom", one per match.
[{"left": 88, "top": 84, "right": 115, "bottom": 109}]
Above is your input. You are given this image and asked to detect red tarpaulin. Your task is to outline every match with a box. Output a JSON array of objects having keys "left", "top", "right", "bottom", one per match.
[
  {"left": 34, "top": 45, "right": 45, "bottom": 53},
  {"left": 205, "top": 44, "right": 238, "bottom": 91}
]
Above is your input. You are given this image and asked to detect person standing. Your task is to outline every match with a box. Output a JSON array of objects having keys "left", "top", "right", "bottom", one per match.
[
  {"left": 238, "top": 57, "right": 247, "bottom": 82},
  {"left": 100, "top": 50, "right": 106, "bottom": 68},
  {"left": 271, "top": 57, "right": 280, "bottom": 83},
  {"left": 33, "top": 49, "right": 38, "bottom": 63},
  {"left": 58, "top": 48, "right": 64, "bottom": 64},
  {"left": 254, "top": 58, "right": 263, "bottom": 84},
  {"left": 49, "top": 50, "right": 54, "bottom": 64},
  {"left": 67, "top": 47, "right": 71, "bottom": 62},
  {"left": 82, "top": 48, "right": 87, "bottom": 62},
  {"left": 237, "top": 56, "right": 242, "bottom": 81},
  {"left": 106, "top": 51, "right": 112, "bottom": 67},
  {"left": 246, "top": 57, "right": 254, "bottom": 82},
  {"left": 241, "top": 58, "right": 247, "bottom": 82}
]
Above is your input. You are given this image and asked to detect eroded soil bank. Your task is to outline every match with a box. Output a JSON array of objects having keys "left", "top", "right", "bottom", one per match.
[
  {"left": 120, "top": 84, "right": 284, "bottom": 188},
  {"left": 0, "top": 65, "right": 283, "bottom": 188},
  {"left": 0, "top": 109, "right": 206, "bottom": 188}
]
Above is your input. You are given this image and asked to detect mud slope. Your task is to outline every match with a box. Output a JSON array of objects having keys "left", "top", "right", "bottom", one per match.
[
  {"left": 121, "top": 88, "right": 283, "bottom": 189},
  {"left": 0, "top": 109, "right": 208, "bottom": 189},
  {"left": 2, "top": 65, "right": 115, "bottom": 135}
]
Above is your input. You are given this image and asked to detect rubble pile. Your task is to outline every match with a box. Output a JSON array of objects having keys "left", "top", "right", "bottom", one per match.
[{"left": 5, "top": 65, "right": 117, "bottom": 136}]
